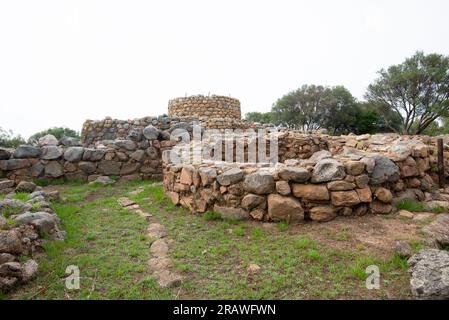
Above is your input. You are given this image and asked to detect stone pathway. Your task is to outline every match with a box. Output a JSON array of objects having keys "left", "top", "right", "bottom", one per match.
[{"left": 117, "top": 195, "right": 183, "bottom": 289}]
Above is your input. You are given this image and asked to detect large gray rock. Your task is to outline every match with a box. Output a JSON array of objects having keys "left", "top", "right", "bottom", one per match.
[
  {"left": 0, "top": 179, "right": 14, "bottom": 191},
  {"left": 216, "top": 168, "right": 244, "bottom": 186},
  {"left": 64, "top": 147, "right": 84, "bottom": 162},
  {"left": 143, "top": 125, "right": 160, "bottom": 141},
  {"left": 28, "top": 161, "right": 44, "bottom": 177},
  {"left": 38, "top": 134, "right": 58, "bottom": 146},
  {"left": 44, "top": 161, "right": 64, "bottom": 178},
  {"left": 0, "top": 199, "right": 32, "bottom": 216},
  {"left": 88, "top": 176, "right": 115, "bottom": 186},
  {"left": 0, "top": 148, "right": 11, "bottom": 160},
  {"left": 198, "top": 167, "right": 217, "bottom": 186},
  {"left": 59, "top": 136, "right": 82, "bottom": 147},
  {"left": 13, "top": 145, "right": 41, "bottom": 159},
  {"left": 82, "top": 148, "right": 106, "bottom": 161},
  {"left": 127, "top": 128, "right": 143, "bottom": 142},
  {"left": 308, "top": 150, "right": 332, "bottom": 163},
  {"left": 0, "top": 230, "right": 23, "bottom": 254},
  {"left": 278, "top": 167, "right": 310, "bottom": 182},
  {"left": 98, "top": 160, "right": 121, "bottom": 175},
  {"left": 14, "top": 211, "right": 64, "bottom": 240},
  {"left": 369, "top": 156, "right": 400, "bottom": 185},
  {"left": 311, "top": 159, "right": 346, "bottom": 183},
  {"left": 243, "top": 171, "right": 275, "bottom": 195},
  {"left": 0, "top": 159, "right": 30, "bottom": 171},
  {"left": 41, "top": 146, "right": 63, "bottom": 160},
  {"left": 0, "top": 215, "right": 7, "bottom": 229},
  {"left": 113, "top": 139, "right": 136, "bottom": 151},
  {"left": 408, "top": 249, "right": 449, "bottom": 300}
]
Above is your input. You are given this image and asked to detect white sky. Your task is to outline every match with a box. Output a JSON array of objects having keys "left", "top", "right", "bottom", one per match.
[{"left": 1, "top": 0, "right": 449, "bottom": 139}]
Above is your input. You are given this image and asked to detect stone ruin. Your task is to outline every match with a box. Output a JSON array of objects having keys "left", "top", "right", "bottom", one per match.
[
  {"left": 3, "top": 94, "right": 449, "bottom": 298},
  {"left": 1, "top": 94, "right": 449, "bottom": 224}
]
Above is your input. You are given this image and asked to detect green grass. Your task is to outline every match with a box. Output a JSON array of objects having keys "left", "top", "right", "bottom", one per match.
[
  {"left": 277, "top": 221, "right": 289, "bottom": 232},
  {"left": 5, "top": 180, "right": 412, "bottom": 300},
  {"left": 6, "top": 180, "right": 173, "bottom": 300},
  {"left": 431, "top": 206, "right": 447, "bottom": 214},
  {"left": 203, "top": 211, "right": 222, "bottom": 221},
  {"left": 396, "top": 199, "right": 426, "bottom": 212},
  {"left": 13, "top": 192, "right": 30, "bottom": 202}
]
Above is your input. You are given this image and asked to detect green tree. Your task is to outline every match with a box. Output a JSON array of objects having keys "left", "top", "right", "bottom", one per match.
[
  {"left": 244, "top": 112, "right": 274, "bottom": 124},
  {"left": 366, "top": 51, "right": 449, "bottom": 134},
  {"left": 28, "top": 127, "right": 80, "bottom": 144},
  {"left": 271, "top": 85, "right": 331, "bottom": 131},
  {"left": 0, "top": 127, "right": 26, "bottom": 148},
  {"left": 322, "top": 86, "right": 359, "bottom": 135}
]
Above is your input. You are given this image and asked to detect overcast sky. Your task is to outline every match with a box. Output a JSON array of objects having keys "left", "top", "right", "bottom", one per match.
[{"left": 1, "top": 0, "right": 449, "bottom": 139}]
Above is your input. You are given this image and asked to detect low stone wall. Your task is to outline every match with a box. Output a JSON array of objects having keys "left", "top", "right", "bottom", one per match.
[
  {"left": 162, "top": 135, "right": 440, "bottom": 223},
  {"left": 81, "top": 116, "right": 181, "bottom": 146},
  {"left": 0, "top": 137, "right": 177, "bottom": 189}
]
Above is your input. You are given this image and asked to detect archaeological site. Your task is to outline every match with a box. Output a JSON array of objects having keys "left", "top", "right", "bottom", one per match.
[
  {"left": 1, "top": 1, "right": 449, "bottom": 307},
  {"left": 2, "top": 94, "right": 449, "bottom": 300}
]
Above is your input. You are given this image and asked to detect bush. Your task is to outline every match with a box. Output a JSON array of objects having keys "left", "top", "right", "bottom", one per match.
[{"left": 0, "top": 127, "right": 26, "bottom": 148}]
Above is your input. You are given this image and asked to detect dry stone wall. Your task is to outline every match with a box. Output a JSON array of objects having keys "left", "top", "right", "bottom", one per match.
[
  {"left": 162, "top": 133, "right": 443, "bottom": 223},
  {"left": 0, "top": 135, "right": 178, "bottom": 190}
]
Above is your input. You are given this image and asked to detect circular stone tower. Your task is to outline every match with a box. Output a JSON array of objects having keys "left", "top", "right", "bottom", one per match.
[{"left": 168, "top": 95, "right": 241, "bottom": 120}]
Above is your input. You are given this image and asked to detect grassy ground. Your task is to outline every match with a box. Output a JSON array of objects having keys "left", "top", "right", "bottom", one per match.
[{"left": 4, "top": 180, "right": 421, "bottom": 300}]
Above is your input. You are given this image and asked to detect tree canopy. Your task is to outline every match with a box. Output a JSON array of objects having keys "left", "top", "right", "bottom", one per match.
[{"left": 366, "top": 51, "right": 449, "bottom": 135}]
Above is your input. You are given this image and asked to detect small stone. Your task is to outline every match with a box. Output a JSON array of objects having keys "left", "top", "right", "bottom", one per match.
[
  {"left": 276, "top": 181, "right": 291, "bottom": 196},
  {"left": 311, "top": 159, "right": 346, "bottom": 183},
  {"left": 213, "top": 205, "right": 248, "bottom": 220},
  {"left": 147, "top": 223, "right": 167, "bottom": 239},
  {"left": 398, "top": 210, "right": 414, "bottom": 219},
  {"left": 345, "top": 161, "right": 365, "bottom": 175},
  {"left": 247, "top": 263, "right": 261, "bottom": 273},
  {"left": 117, "top": 197, "right": 136, "bottom": 207},
  {"left": 15, "top": 181, "right": 36, "bottom": 193},
  {"left": 375, "top": 188, "right": 393, "bottom": 203},
  {"left": 408, "top": 249, "right": 449, "bottom": 300},
  {"left": 395, "top": 240, "right": 412, "bottom": 258},
  {"left": 150, "top": 239, "right": 169, "bottom": 257}
]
